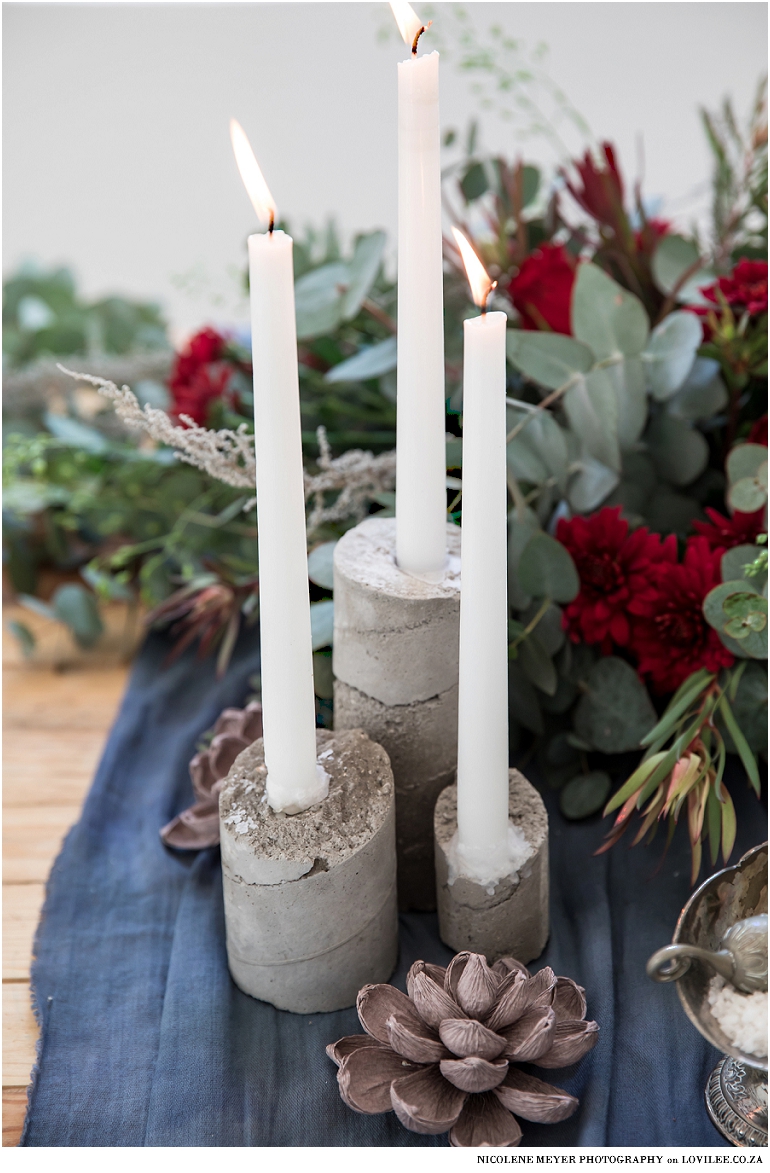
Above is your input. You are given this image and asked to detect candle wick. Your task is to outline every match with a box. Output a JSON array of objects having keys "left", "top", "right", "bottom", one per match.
[
  {"left": 268, "top": 214, "right": 275, "bottom": 235},
  {"left": 482, "top": 280, "right": 498, "bottom": 315},
  {"left": 411, "top": 20, "right": 431, "bottom": 55}
]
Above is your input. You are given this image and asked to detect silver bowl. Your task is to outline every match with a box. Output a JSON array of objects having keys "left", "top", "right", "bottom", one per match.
[{"left": 648, "top": 843, "right": 768, "bottom": 1147}]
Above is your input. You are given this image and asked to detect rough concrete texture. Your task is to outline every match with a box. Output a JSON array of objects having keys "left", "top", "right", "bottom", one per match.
[
  {"left": 334, "top": 677, "right": 457, "bottom": 911},
  {"left": 434, "top": 770, "right": 549, "bottom": 964},
  {"left": 333, "top": 517, "right": 461, "bottom": 706},
  {"left": 332, "top": 517, "right": 461, "bottom": 912},
  {"left": 219, "top": 728, "right": 398, "bottom": 1013}
]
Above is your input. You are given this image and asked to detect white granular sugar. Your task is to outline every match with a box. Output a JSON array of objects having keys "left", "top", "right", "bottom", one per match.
[{"left": 707, "top": 976, "right": 768, "bottom": 1058}]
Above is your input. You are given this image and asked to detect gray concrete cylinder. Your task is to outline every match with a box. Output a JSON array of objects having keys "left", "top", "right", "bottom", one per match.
[
  {"left": 219, "top": 727, "right": 398, "bottom": 1013},
  {"left": 434, "top": 770, "right": 549, "bottom": 964},
  {"left": 332, "top": 517, "right": 461, "bottom": 911}
]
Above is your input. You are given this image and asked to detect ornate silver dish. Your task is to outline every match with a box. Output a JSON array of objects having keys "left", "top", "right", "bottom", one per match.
[{"left": 647, "top": 843, "right": 768, "bottom": 1148}]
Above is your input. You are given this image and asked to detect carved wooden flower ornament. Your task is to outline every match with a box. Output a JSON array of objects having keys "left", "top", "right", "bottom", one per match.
[{"left": 327, "top": 952, "right": 598, "bottom": 1146}]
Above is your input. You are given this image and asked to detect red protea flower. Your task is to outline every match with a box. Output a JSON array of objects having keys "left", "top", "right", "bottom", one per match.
[
  {"left": 634, "top": 217, "right": 671, "bottom": 256},
  {"left": 691, "top": 506, "right": 767, "bottom": 552},
  {"left": 563, "top": 143, "right": 626, "bottom": 237},
  {"left": 508, "top": 244, "right": 577, "bottom": 335},
  {"left": 169, "top": 326, "right": 232, "bottom": 425},
  {"left": 556, "top": 507, "right": 677, "bottom": 650},
  {"left": 327, "top": 953, "right": 598, "bottom": 1147},
  {"left": 630, "top": 537, "right": 734, "bottom": 693}
]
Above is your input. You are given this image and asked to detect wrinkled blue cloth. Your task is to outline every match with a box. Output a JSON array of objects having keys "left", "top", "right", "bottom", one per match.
[{"left": 22, "top": 632, "right": 765, "bottom": 1147}]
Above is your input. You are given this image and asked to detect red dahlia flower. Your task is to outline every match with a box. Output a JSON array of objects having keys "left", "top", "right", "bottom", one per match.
[
  {"left": 691, "top": 506, "right": 767, "bottom": 552},
  {"left": 630, "top": 537, "right": 734, "bottom": 693},
  {"left": 699, "top": 259, "right": 768, "bottom": 318},
  {"left": 556, "top": 507, "right": 677, "bottom": 650},
  {"left": 748, "top": 414, "right": 768, "bottom": 447},
  {"left": 508, "top": 244, "right": 577, "bottom": 335},
  {"left": 169, "top": 326, "right": 232, "bottom": 426}
]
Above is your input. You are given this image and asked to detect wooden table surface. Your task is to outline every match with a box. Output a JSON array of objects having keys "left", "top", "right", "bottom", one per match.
[{"left": 2, "top": 609, "right": 130, "bottom": 1146}]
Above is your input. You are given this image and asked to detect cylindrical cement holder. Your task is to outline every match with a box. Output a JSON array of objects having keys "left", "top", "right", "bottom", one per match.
[
  {"left": 219, "top": 728, "right": 398, "bottom": 1013},
  {"left": 333, "top": 517, "right": 461, "bottom": 911},
  {"left": 434, "top": 770, "right": 549, "bottom": 964}
]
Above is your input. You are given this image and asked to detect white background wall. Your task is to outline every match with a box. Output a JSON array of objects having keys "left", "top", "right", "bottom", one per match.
[{"left": 4, "top": 1, "right": 767, "bottom": 340}]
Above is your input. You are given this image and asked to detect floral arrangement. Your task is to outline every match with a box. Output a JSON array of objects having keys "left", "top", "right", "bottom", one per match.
[
  {"left": 3, "top": 73, "right": 766, "bottom": 876},
  {"left": 327, "top": 951, "right": 598, "bottom": 1147}
]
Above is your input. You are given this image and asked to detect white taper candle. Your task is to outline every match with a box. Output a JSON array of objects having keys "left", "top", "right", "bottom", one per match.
[
  {"left": 232, "top": 119, "right": 327, "bottom": 815},
  {"left": 395, "top": 36, "right": 447, "bottom": 582},
  {"left": 456, "top": 309, "right": 511, "bottom": 880}
]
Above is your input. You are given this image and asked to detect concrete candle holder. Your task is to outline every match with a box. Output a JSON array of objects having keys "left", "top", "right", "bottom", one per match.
[
  {"left": 332, "top": 516, "right": 461, "bottom": 912},
  {"left": 219, "top": 727, "right": 398, "bottom": 1014},
  {"left": 434, "top": 770, "right": 549, "bottom": 964}
]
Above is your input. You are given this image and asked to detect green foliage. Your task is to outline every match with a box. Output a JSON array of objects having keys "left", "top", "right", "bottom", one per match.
[
  {"left": 703, "top": 580, "right": 768, "bottom": 660},
  {"left": 3, "top": 263, "right": 168, "bottom": 368},
  {"left": 516, "top": 531, "right": 579, "bottom": 603},
  {"left": 725, "top": 443, "right": 768, "bottom": 513},
  {"left": 573, "top": 657, "right": 657, "bottom": 753},
  {"left": 559, "top": 771, "right": 611, "bottom": 820},
  {"left": 310, "top": 599, "right": 334, "bottom": 650},
  {"left": 307, "top": 541, "right": 337, "bottom": 591}
]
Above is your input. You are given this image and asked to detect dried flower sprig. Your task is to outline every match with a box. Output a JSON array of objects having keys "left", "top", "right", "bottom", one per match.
[
  {"left": 57, "top": 367, "right": 396, "bottom": 538},
  {"left": 598, "top": 665, "right": 761, "bottom": 883}
]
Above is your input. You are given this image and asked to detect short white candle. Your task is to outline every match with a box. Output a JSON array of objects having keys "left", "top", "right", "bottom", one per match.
[
  {"left": 452, "top": 229, "right": 512, "bottom": 883},
  {"left": 231, "top": 120, "right": 327, "bottom": 815},
  {"left": 391, "top": 1, "right": 447, "bottom": 583}
]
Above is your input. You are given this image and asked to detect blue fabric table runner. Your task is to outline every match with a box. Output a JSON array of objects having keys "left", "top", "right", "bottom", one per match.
[{"left": 21, "top": 632, "right": 765, "bottom": 1146}]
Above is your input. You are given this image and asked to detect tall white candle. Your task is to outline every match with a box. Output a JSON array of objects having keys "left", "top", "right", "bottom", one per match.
[
  {"left": 231, "top": 120, "right": 327, "bottom": 815},
  {"left": 452, "top": 229, "right": 511, "bottom": 882},
  {"left": 392, "top": 1, "right": 447, "bottom": 582}
]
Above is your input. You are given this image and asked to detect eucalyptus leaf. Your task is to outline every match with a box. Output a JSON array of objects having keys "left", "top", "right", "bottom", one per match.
[
  {"left": 721, "top": 545, "right": 765, "bottom": 588},
  {"left": 518, "top": 631, "right": 558, "bottom": 696},
  {"left": 642, "top": 311, "right": 702, "bottom": 401},
  {"left": 521, "top": 165, "right": 540, "bottom": 208},
  {"left": 518, "top": 531, "right": 579, "bottom": 603},
  {"left": 718, "top": 661, "right": 767, "bottom": 753},
  {"left": 460, "top": 160, "right": 490, "bottom": 202},
  {"left": 324, "top": 336, "right": 397, "bottom": 383},
  {"left": 508, "top": 661, "right": 544, "bottom": 735},
  {"left": 546, "top": 731, "right": 581, "bottom": 768},
  {"left": 18, "top": 593, "right": 56, "bottom": 620},
  {"left": 506, "top": 412, "right": 550, "bottom": 485},
  {"left": 507, "top": 506, "right": 541, "bottom": 610},
  {"left": 567, "top": 455, "right": 620, "bottom": 513},
  {"left": 539, "top": 673, "right": 579, "bottom": 714},
  {"left": 506, "top": 330, "right": 594, "bottom": 390},
  {"left": 571, "top": 263, "right": 650, "bottom": 360},
  {"left": 703, "top": 580, "right": 767, "bottom": 659},
  {"left": 573, "top": 657, "right": 657, "bottom": 753},
  {"left": 521, "top": 601, "right": 565, "bottom": 656},
  {"left": 51, "top": 583, "right": 104, "bottom": 648},
  {"left": 564, "top": 370, "right": 620, "bottom": 471},
  {"left": 644, "top": 487, "right": 702, "bottom": 536},
  {"left": 646, "top": 413, "right": 709, "bottom": 486},
  {"left": 308, "top": 540, "right": 338, "bottom": 590},
  {"left": 728, "top": 475, "right": 768, "bottom": 514},
  {"left": 606, "top": 356, "right": 648, "bottom": 447},
  {"left": 43, "top": 411, "right": 109, "bottom": 454},
  {"left": 726, "top": 444, "right": 768, "bottom": 484},
  {"left": 651, "top": 234, "right": 701, "bottom": 296},
  {"left": 559, "top": 771, "right": 612, "bottom": 820},
  {"left": 342, "top": 231, "right": 387, "bottom": 320},
  {"left": 294, "top": 262, "right": 348, "bottom": 339},
  {"left": 7, "top": 619, "right": 36, "bottom": 657},
  {"left": 667, "top": 357, "right": 729, "bottom": 421},
  {"left": 310, "top": 598, "right": 335, "bottom": 650}
]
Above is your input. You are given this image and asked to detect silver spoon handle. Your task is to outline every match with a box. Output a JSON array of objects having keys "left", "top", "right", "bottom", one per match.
[{"left": 646, "top": 944, "right": 735, "bottom": 984}]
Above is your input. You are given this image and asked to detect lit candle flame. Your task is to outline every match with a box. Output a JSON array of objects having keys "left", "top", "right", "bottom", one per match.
[
  {"left": 230, "top": 118, "right": 276, "bottom": 231},
  {"left": 389, "top": 0, "right": 429, "bottom": 54},
  {"left": 451, "top": 228, "right": 496, "bottom": 312}
]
